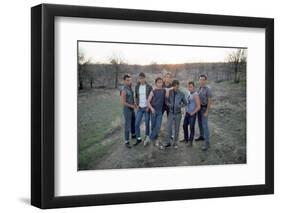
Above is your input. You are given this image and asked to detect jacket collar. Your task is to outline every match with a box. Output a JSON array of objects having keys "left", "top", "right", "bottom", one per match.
[{"left": 137, "top": 82, "right": 147, "bottom": 86}]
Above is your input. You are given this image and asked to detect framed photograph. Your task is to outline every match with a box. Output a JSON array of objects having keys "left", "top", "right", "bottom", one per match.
[{"left": 31, "top": 3, "right": 274, "bottom": 209}]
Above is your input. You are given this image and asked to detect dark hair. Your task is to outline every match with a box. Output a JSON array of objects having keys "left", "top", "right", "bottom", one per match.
[
  {"left": 188, "top": 81, "right": 195, "bottom": 87},
  {"left": 123, "top": 74, "right": 131, "bottom": 80},
  {"left": 199, "top": 74, "right": 207, "bottom": 80},
  {"left": 139, "top": 72, "right": 146, "bottom": 78},
  {"left": 172, "top": 79, "right": 180, "bottom": 86},
  {"left": 155, "top": 77, "right": 163, "bottom": 83}
]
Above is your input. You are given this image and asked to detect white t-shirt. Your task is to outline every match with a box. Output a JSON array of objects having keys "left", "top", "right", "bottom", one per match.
[{"left": 139, "top": 85, "right": 147, "bottom": 107}]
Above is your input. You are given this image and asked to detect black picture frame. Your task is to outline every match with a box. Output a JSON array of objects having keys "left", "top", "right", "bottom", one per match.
[{"left": 31, "top": 3, "right": 274, "bottom": 209}]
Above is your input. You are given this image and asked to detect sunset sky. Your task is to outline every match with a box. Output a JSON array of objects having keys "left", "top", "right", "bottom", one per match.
[{"left": 78, "top": 41, "right": 246, "bottom": 65}]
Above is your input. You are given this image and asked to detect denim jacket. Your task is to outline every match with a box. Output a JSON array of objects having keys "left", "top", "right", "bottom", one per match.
[{"left": 121, "top": 85, "right": 134, "bottom": 110}]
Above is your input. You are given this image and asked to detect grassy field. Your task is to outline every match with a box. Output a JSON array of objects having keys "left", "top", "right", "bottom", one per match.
[
  {"left": 78, "top": 88, "right": 122, "bottom": 169},
  {"left": 78, "top": 78, "right": 246, "bottom": 170}
]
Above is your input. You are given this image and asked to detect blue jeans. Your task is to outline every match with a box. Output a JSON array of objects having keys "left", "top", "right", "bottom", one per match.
[
  {"left": 197, "top": 106, "right": 210, "bottom": 144},
  {"left": 123, "top": 107, "right": 135, "bottom": 142},
  {"left": 131, "top": 110, "right": 135, "bottom": 136},
  {"left": 135, "top": 107, "right": 150, "bottom": 139},
  {"left": 149, "top": 110, "right": 163, "bottom": 141},
  {"left": 183, "top": 112, "right": 196, "bottom": 142}
]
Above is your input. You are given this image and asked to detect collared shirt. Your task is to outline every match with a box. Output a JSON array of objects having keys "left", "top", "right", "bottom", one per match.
[
  {"left": 198, "top": 86, "right": 212, "bottom": 106},
  {"left": 138, "top": 84, "right": 147, "bottom": 107}
]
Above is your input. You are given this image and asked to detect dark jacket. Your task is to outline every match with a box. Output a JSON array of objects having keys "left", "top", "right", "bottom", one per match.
[
  {"left": 121, "top": 85, "right": 135, "bottom": 110},
  {"left": 162, "top": 83, "right": 172, "bottom": 112},
  {"left": 135, "top": 82, "right": 153, "bottom": 106},
  {"left": 166, "top": 89, "right": 187, "bottom": 114}
]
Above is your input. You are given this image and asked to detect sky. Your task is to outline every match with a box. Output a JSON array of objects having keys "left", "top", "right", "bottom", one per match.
[{"left": 78, "top": 41, "right": 246, "bottom": 65}]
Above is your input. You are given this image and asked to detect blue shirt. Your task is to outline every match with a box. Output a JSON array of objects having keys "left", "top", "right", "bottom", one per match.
[
  {"left": 186, "top": 91, "right": 198, "bottom": 114},
  {"left": 198, "top": 86, "right": 212, "bottom": 106}
]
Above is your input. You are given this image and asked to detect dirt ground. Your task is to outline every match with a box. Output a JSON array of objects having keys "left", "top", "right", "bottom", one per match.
[{"left": 78, "top": 79, "right": 246, "bottom": 170}]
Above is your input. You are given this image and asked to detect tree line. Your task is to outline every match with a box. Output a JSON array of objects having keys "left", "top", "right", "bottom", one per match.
[{"left": 78, "top": 49, "right": 247, "bottom": 90}]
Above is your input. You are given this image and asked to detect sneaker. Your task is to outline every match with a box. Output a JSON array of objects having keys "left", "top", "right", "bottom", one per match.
[
  {"left": 125, "top": 142, "right": 132, "bottom": 149},
  {"left": 159, "top": 144, "right": 165, "bottom": 150},
  {"left": 164, "top": 143, "right": 171, "bottom": 148},
  {"left": 173, "top": 145, "right": 178, "bottom": 149},
  {"left": 155, "top": 140, "right": 160, "bottom": 147},
  {"left": 187, "top": 141, "right": 193, "bottom": 147},
  {"left": 195, "top": 136, "right": 205, "bottom": 141},
  {"left": 131, "top": 134, "right": 136, "bottom": 139},
  {"left": 187, "top": 139, "right": 193, "bottom": 146},
  {"left": 179, "top": 138, "right": 186, "bottom": 143},
  {"left": 134, "top": 138, "right": 142, "bottom": 146},
  {"left": 144, "top": 137, "right": 150, "bottom": 146}
]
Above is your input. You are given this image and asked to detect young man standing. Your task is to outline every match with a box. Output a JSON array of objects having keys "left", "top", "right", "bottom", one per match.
[
  {"left": 183, "top": 81, "right": 201, "bottom": 147},
  {"left": 195, "top": 74, "right": 213, "bottom": 151},
  {"left": 134, "top": 72, "right": 153, "bottom": 146},
  {"left": 163, "top": 80, "right": 187, "bottom": 149},
  {"left": 162, "top": 72, "right": 175, "bottom": 140},
  {"left": 162, "top": 72, "right": 173, "bottom": 116},
  {"left": 120, "top": 74, "right": 137, "bottom": 148},
  {"left": 146, "top": 77, "right": 167, "bottom": 147}
]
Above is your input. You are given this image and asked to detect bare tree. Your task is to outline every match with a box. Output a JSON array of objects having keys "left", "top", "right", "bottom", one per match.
[
  {"left": 109, "top": 52, "right": 124, "bottom": 89},
  {"left": 78, "top": 53, "right": 92, "bottom": 90},
  {"left": 89, "top": 75, "right": 94, "bottom": 88},
  {"left": 149, "top": 61, "right": 159, "bottom": 73},
  {"left": 226, "top": 49, "right": 247, "bottom": 83}
]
